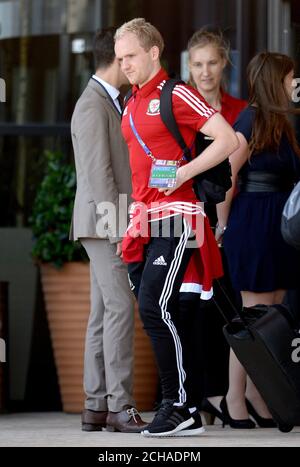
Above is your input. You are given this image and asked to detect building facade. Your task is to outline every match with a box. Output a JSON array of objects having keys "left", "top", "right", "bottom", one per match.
[{"left": 0, "top": 0, "right": 299, "bottom": 410}]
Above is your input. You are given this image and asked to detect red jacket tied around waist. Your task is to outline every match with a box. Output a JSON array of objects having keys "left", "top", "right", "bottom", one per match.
[{"left": 122, "top": 201, "right": 223, "bottom": 300}]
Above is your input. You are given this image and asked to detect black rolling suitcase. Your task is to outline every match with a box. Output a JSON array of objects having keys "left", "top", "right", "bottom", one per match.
[{"left": 213, "top": 283, "right": 300, "bottom": 432}]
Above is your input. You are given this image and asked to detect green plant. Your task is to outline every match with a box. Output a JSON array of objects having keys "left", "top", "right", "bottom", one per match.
[{"left": 29, "top": 150, "right": 87, "bottom": 267}]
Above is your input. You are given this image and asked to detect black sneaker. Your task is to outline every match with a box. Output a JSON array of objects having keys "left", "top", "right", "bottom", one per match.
[
  {"left": 142, "top": 399, "right": 194, "bottom": 437},
  {"left": 169, "top": 410, "right": 205, "bottom": 437}
]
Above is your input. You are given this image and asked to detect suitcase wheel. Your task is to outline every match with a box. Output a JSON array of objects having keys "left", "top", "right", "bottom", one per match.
[{"left": 278, "top": 424, "right": 294, "bottom": 433}]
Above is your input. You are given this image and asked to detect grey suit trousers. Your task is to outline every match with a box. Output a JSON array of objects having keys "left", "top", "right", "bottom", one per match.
[{"left": 80, "top": 238, "right": 135, "bottom": 412}]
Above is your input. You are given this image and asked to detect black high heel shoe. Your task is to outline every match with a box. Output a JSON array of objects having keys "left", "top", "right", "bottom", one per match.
[
  {"left": 201, "top": 398, "right": 227, "bottom": 426},
  {"left": 220, "top": 397, "right": 256, "bottom": 429},
  {"left": 246, "top": 399, "right": 277, "bottom": 428}
]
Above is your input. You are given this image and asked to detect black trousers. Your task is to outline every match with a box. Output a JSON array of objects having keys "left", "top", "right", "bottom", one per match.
[
  {"left": 128, "top": 217, "right": 196, "bottom": 405},
  {"left": 176, "top": 292, "right": 206, "bottom": 408}
]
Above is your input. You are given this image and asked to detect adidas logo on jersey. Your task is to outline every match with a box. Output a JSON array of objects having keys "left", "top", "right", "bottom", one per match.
[{"left": 153, "top": 256, "right": 167, "bottom": 266}]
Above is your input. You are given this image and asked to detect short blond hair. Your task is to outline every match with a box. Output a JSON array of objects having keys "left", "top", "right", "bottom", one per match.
[{"left": 115, "top": 18, "right": 164, "bottom": 57}]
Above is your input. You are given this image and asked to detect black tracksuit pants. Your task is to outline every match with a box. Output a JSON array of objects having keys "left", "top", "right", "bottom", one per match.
[{"left": 128, "top": 216, "right": 196, "bottom": 405}]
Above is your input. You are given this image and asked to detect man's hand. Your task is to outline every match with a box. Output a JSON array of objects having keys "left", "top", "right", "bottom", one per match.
[
  {"left": 158, "top": 166, "right": 187, "bottom": 196},
  {"left": 116, "top": 242, "right": 122, "bottom": 256}
]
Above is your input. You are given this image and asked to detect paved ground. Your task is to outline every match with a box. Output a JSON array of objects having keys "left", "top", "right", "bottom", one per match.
[{"left": 0, "top": 412, "right": 299, "bottom": 447}]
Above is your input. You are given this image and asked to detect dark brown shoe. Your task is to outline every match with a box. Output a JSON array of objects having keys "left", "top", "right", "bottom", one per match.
[
  {"left": 81, "top": 409, "right": 108, "bottom": 431},
  {"left": 106, "top": 406, "right": 148, "bottom": 433}
]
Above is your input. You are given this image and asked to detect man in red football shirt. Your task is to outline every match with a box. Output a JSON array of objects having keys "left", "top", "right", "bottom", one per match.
[{"left": 115, "top": 18, "right": 238, "bottom": 437}]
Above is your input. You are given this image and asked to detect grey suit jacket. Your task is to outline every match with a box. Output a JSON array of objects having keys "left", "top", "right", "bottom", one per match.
[{"left": 70, "top": 78, "right": 132, "bottom": 243}]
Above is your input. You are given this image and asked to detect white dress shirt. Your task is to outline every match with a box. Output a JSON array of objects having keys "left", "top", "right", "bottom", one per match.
[{"left": 92, "top": 74, "right": 121, "bottom": 114}]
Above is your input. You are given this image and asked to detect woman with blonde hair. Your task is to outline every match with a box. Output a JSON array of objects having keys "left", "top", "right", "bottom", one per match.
[
  {"left": 187, "top": 28, "right": 246, "bottom": 124},
  {"left": 179, "top": 28, "right": 247, "bottom": 423}
]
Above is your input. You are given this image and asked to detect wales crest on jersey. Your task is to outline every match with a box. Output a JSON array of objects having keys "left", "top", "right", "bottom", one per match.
[{"left": 146, "top": 99, "right": 160, "bottom": 116}]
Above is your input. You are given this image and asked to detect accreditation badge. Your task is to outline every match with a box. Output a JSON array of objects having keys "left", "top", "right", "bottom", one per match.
[{"left": 148, "top": 160, "right": 178, "bottom": 189}]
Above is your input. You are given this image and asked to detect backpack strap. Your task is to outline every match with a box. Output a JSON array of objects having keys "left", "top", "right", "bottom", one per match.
[{"left": 160, "top": 79, "right": 192, "bottom": 161}]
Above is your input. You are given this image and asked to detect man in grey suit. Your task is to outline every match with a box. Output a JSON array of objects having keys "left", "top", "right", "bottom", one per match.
[{"left": 70, "top": 29, "right": 147, "bottom": 433}]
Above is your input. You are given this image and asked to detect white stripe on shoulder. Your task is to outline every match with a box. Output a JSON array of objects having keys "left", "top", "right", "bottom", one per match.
[
  {"left": 174, "top": 85, "right": 215, "bottom": 116},
  {"left": 176, "top": 85, "right": 215, "bottom": 115},
  {"left": 173, "top": 89, "right": 211, "bottom": 117},
  {"left": 157, "top": 79, "right": 167, "bottom": 90}
]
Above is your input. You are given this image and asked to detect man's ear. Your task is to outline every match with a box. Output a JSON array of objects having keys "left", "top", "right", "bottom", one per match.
[{"left": 151, "top": 45, "right": 160, "bottom": 61}]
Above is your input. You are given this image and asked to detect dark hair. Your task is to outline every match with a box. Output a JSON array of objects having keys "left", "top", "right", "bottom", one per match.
[
  {"left": 247, "top": 51, "right": 300, "bottom": 156},
  {"left": 93, "top": 28, "right": 116, "bottom": 70}
]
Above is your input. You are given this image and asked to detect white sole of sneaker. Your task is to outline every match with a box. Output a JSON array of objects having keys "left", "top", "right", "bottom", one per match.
[
  {"left": 142, "top": 417, "right": 194, "bottom": 438},
  {"left": 169, "top": 426, "right": 205, "bottom": 437}
]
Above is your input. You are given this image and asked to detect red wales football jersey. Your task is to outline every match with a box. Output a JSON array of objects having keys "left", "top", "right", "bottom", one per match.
[
  {"left": 220, "top": 90, "right": 247, "bottom": 126},
  {"left": 121, "top": 68, "right": 216, "bottom": 206}
]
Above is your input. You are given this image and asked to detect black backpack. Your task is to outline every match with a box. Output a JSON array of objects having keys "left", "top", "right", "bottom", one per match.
[{"left": 124, "top": 78, "right": 232, "bottom": 203}]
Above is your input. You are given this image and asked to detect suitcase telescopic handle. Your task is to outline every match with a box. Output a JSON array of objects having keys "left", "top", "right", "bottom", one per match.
[{"left": 213, "top": 279, "right": 254, "bottom": 335}]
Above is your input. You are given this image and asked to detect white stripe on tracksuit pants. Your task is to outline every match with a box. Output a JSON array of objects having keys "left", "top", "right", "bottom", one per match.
[{"left": 128, "top": 216, "right": 194, "bottom": 405}]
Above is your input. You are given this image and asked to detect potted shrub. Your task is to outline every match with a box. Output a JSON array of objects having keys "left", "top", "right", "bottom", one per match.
[{"left": 30, "top": 150, "right": 158, "bottom": 413}]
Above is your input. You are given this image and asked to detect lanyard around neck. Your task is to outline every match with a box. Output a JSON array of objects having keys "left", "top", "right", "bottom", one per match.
[{"left": 129, "top": 112, "right": 188, "bottom": 165}]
